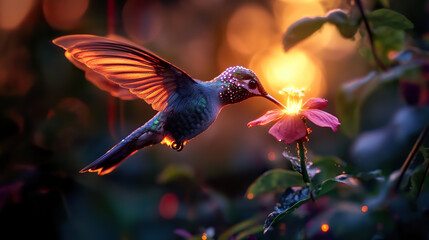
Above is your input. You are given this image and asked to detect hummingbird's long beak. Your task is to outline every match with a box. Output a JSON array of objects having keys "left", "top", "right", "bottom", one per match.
[{"left": 264, "top": 94, "right": 286, "bottom": 109}]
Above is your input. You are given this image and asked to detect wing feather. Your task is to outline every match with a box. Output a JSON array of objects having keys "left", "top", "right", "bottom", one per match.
[{"left": 53, "top": 34, "right": 196, "bottom": 111}]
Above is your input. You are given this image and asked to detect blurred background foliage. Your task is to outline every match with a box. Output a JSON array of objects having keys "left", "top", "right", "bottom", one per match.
[{"left": 0, "top": 0, "right": 428, "bottom": 239}]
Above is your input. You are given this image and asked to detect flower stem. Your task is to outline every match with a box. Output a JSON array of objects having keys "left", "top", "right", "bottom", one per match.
[
  {"left": 298, "top": 140, "right": 315, "bottom": 202},
  {"left": 297, "top": 140, "right": 310, "bottom": 184}
]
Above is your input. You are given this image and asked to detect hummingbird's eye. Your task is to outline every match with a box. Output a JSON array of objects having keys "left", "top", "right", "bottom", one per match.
[{"left": 248, "top": 79, "right": 257, "bottom": 90}]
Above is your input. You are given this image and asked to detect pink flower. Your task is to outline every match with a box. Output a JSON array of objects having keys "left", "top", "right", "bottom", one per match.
[{"left": 248, "top": 89, "right": 340, "bottom": 144}]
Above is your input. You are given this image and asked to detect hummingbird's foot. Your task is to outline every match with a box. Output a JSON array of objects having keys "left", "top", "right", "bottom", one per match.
[{"left": 171, "top": 141, "right": 184, "bottom": 151}]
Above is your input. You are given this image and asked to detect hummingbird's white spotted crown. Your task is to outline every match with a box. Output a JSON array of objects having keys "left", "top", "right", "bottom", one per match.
[{"left": 217, "top": 66, "right": 267, "bottom": 105}]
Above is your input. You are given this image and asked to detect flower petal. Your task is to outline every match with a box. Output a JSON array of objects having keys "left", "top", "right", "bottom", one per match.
[
  {"left": 247, "top": 110, "right": 284, "bottom": 127},
  {"left": 302, "top": 98, "right": 328, "bottom": 109},
  {"left": 268, "top": 115, "right": 308, "bottom": 144},
  {"left": 301, "top": 109, "right": 340, "bottom": 131}
]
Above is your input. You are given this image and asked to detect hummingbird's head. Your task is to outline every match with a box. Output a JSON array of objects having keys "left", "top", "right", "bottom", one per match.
[{"left": 217, "top": 66, "right": 284, "bottom": 107}]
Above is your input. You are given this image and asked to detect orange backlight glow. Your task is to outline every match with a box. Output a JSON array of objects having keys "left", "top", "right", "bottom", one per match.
[
  {"left": 250, "top": 47, "right": 326, "bottom": 100},
  {"left": 321, "top": 223, "right": 329, "bottom": 232},
  {"left": 361, "top": 205, "right": 368, "bottom": 213},
  {"left": 161, "top": 137, "right": 174, "bottom": 147}
]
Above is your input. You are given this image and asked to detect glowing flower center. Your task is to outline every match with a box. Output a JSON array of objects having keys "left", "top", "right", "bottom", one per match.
[{"left": 280, "top": 88, "right": 305, "bottom": 115}]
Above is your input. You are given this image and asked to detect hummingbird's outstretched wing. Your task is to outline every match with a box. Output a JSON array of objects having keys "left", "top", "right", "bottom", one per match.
[{"left": 53, "top": 34, "right": 197, "bottom": 111}]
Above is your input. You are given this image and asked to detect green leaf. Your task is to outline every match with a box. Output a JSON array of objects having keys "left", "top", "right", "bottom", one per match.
[
  {"left": 316, "top": 174, "right": 360, "bottom": 197},
  {"left": 264, "top": 187, "right": 310, "bottom": 233},
  {"left": 364, "top": 9, "right": 413, "bottom": 63},
  {"left": 356, "top": 170, "right": 383, "bottom": 180},
  {"left": 374, "top": 27, "right": 405, "bottom": 50},
  {"left": 316, "top": 177, "right": 338, "bottom": 197},
  {"left": 218, "top": 218, "right": 258, "bottom": 240},
  {"left": 283, "top": 16, "right": 328, "bottom": 51},
  {"left": 157, "top": 164, "right": 195, "bottom": 184},
  {"left": 326, "top": 9, "right": 360, "bottom": 38},
  {"left": 246, "top": 169, "right": 305, "bottom": 198},
  {"left": 336, "top": 69, "right": 379, "bottom": 137},
  {"left": 236, "top": 225, "right": 264, "bottom": 240},
  {"left": 373, "top": 26, "right": 406, "bottom": 61},
  {"left": 335, "top": 84, "right": 365, "bottom": 137},
  {"left": 422, "top": 147, "right": 429, "bottom": 160},
  {"left": 315, "top": 171, "right": 384, "bottom": 199},
  {"left": 410, "top": 166, "right": 428, "bottom": 196},
  {"left": 335, "top": 71, "right": 376, "bottom": 136},
  {"left": 409, "top": 155, "right": 429, "bottom": 197},
  {"left": 367, "top": 9, "right": 414, "bottom": 30},
  {"left": 282, "top": 9, "right": 359, "bottom": 51},
  {"left": 310, "top": 156, "right": 347, "bottom": 185}
]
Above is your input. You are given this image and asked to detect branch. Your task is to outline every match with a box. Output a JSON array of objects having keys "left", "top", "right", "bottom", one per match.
[
  {"left": 394, "top": 125, "right": 429, "bottom": 192},
  {"left": 355, "top": 0, "right": 388, "bottom": 71}
]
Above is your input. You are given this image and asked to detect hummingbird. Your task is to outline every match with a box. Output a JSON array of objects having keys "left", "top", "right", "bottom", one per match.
[{"left": 53, "top": 34, "right": 284, "bottom": 175}]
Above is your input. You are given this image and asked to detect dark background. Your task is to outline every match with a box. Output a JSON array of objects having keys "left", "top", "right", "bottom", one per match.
[{"left": 0, "top": 0, "right": 428, "bottom": 239}]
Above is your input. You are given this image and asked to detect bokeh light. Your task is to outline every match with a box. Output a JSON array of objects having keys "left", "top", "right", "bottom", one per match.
[
  {"left": 43, "top": 0, "right": 89, "bottom": 30},
  {"left": 250, "top": 45, "right": 326, "bottom": 99},
  {"left": 267, "top": 151, "right": 276, "bottom": 161},
  {"left": 272, "top": 0, "right": 325, "bottom": 32},
  {"left": 4, "top": 1, "right": 427, "bottom": 239},
  {"left": 158, "top": 193, "right": 179, "bottom": 219},
  {"left": 219, "top": 0, "right": 358, "bottom": 100},
  {"left": 305, "top": 23, "right": 360, "bottom": 59},
  {"left": 321, "top": 223, "right": 330, "bottom": 232},
  {"left": 0, "top": 0, "right": 34, "bottom": 30},
  {"left": 226, "top": 4, "right": 275, "bottom": 56}
]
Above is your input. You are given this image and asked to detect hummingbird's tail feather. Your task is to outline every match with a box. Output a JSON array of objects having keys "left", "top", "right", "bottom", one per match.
[
  {"left": 79, "top": 141, "right": 138, "bottom": 175},
  {"left": 80, "top": 127, "right": 163, "bottom": 175}
]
